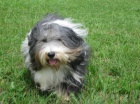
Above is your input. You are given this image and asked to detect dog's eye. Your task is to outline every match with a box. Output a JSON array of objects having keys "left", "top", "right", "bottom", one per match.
[
  {"left": 57, "top": 39, "right": 61, "bottom": 41},
  {"left": 42, "top": 39, "right": 47, "bottom": 42}
]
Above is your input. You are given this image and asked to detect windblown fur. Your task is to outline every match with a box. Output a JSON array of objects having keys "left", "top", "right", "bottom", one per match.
[{"left": 21, "top": 14, "right": 89, "bottom": 100}]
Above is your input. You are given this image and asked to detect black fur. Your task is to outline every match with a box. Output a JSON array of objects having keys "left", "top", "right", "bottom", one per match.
[
  {"left": 59, "top": 26, "right": 84, "bottom": 49},
  {"left": 69, "top": 49, "right": 88, "bottom": 76}
]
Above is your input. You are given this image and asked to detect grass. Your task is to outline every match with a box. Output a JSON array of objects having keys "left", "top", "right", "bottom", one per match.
[{"left": 0, "top": 0, "right": 140, "bottom": 103}]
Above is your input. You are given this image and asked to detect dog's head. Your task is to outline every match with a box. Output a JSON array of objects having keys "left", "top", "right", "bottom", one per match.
[{"left": 27, "top": 15, "right": 88, "bottom": 70}]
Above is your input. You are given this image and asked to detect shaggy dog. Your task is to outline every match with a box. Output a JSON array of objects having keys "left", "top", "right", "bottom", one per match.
[{"left": 21, "top": 14, "right": 89, "bottom": 100}]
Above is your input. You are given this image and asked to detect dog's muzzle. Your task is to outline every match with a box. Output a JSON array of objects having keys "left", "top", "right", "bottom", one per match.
[{"left": 47, "top": 52, "right": 58, "bottom": 65}]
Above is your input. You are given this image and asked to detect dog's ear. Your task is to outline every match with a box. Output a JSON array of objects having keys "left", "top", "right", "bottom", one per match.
[
  {"left": 61, "top": 27, "right": 84, "bottom": 49},
  {"left": 27, "top": 27, "right": 38, "bottom": 47},
  {"left": 27, "top": 35, "right": 31, "bottom": 46}
]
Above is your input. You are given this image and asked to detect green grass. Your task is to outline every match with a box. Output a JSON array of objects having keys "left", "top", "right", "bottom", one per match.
[{"left": 0, "top": 0, "right": 140, "bottom": 103}]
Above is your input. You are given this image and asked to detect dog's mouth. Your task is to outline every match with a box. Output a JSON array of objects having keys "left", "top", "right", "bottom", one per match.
[{"left": 47, "top": 59, "right": 58, "bottom": 65}]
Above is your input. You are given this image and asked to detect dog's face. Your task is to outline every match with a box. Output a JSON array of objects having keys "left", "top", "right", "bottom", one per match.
[{"left": 28, "top": 23, "right": 84, "bottom": 69}]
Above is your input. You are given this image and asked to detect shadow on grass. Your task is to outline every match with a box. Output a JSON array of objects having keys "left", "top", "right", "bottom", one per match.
[{"left": 22, "top": 70, "right": 35, "bottom": 89}]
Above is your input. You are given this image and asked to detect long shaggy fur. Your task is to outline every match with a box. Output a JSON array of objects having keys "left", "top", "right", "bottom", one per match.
[{"left": 21, "top": 14, "right": 89, "bottom": 100}]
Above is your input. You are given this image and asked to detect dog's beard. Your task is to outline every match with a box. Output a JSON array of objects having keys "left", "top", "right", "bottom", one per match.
[{"left": 35, "top": 44, "right": 82, "bottom": 70}]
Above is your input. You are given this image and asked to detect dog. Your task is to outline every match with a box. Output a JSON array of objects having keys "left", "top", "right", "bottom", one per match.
[{"left": 21, "top": 14, "right": 89, "bottom": 101}]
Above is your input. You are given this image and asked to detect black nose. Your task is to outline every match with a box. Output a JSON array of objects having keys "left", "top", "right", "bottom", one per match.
[{"left": 48, "top": 52, "right": 55, "bottom": 58}]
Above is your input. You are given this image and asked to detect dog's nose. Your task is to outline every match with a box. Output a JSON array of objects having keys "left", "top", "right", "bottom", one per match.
[{"left": 48, "top": 52, "right": 55, "bottom": 58}]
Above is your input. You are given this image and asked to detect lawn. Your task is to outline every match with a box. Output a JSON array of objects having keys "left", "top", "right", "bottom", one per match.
[{"left": 0, "top": 0, "right": 140, "bottom": 104}]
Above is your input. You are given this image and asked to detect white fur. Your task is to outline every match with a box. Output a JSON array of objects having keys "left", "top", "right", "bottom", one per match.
[
  {"left": 43, "top": 18, "right": 88, "bottom": 37},
  {"left": 34, "top": 66, "right": 69, "bottom": 91},
  {"left": 21, "top": 31, "right": 35, "bottom": 72},
  {"left": 39, "top": 41, "right": 70, "bottom": 53},
  {"left": 21, "top": 37, "right": 32, "bottom": 70},
  {"left": 38, "top": 41, "right": 70, "bottom": 66},
  {"left": 72, "top": 72, "right": 82, "bottom": 83},
  {"left": 21, "top": 31, "right": 31, "bottom": 58},
  {"left": 21, "top": 37, "right": 29, "bottom": 57}
]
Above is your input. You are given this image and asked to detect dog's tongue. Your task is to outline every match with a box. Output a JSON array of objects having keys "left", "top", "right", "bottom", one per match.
[{"left": 49, "top": 59, "right": 57, "bottom": 65}]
